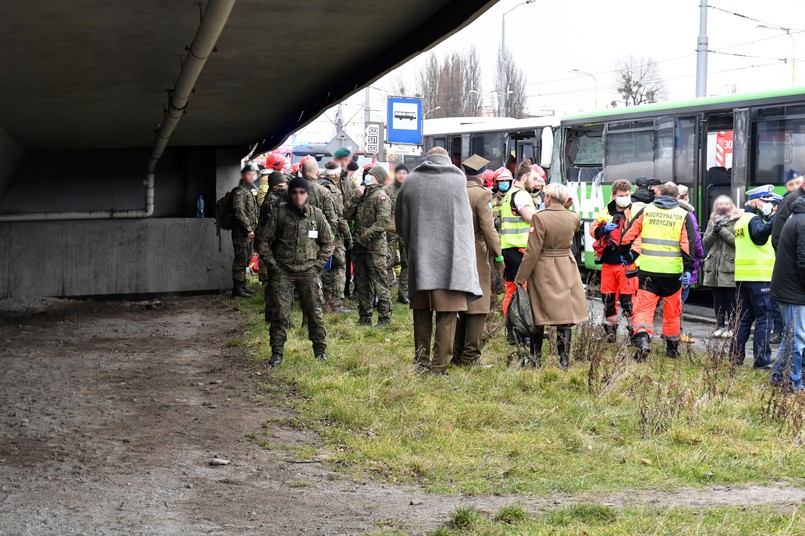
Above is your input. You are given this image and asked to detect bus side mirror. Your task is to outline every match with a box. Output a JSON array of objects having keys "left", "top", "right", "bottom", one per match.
[{"left": 540, "top": 128, "right": 554, "bottom": 169}]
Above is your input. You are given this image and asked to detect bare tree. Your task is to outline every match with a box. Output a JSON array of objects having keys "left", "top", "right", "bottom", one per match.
[
  {"left": 416, "top": 47, "right": 484, "bottom": 118},
  {"left": 614, "top": 56, "right": 666, "bottom": 106},
  {"left": 498, "top": 51, "right": 528, "bottom": 118},
  {"left": 388, "top": 74, "right": 410, "bottom": 97}
]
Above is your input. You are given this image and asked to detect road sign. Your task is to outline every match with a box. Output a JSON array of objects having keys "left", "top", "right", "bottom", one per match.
[
  {"left": 387, "top": 97, "right": 423, "bottom": 145},
  {"left": 325, "top": 129, "right": 359, "bottom": 157},
  {"left": 364, "top": 122, "right": 382, "bottom": 155},
  {"left": 389, "top": 144, "right": 422, "bottom": 156}
]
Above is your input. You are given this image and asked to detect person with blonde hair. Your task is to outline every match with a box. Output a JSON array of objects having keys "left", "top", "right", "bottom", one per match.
[
  {"left": 702, "top": 195, "right": 741, "bottom": 338},
  {"left": 514, "top": 183, "right": 588, "bottom": 369}
]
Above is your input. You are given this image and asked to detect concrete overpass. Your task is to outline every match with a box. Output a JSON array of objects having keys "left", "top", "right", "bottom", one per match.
[{"left": 0, "top": 0, "right": 496, "bottom": 298}]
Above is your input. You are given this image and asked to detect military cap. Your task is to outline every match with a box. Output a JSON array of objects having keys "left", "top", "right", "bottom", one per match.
[
  {"left": 333, "top": 147, "right": 352, "bottom": 159},
  {"left": 368, "top": 165, "right": 389, "bottom": 183},
  {"left": 241, "top": 163, "right": 260, "bottom": 174},
  {"left": 268, "top": 171, "right": 286, "bottom": 187},
  {"left": 462, "top": 154, "right": 490, "bottom": 175},
  {"left": 746, "top": 184, "right": 775, "bottom": 201}
]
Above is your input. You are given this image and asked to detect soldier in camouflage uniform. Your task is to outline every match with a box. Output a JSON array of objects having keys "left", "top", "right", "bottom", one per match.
[
  {"left": 319, "top": 161, "right": 354, "bottom": 312},
  {"left": 231, "top": 164, "right": 260, "bottom": 298},
  {"left": 384, "top": 164, "right": 409, "bottom": 304},
  {"left": 255, "top": 171, "right": 288, "bottom": 319},
  {"left": 350, "top": 165, "right": 393, "bottom": 327},
  {"left": 257, "top": 177, "right": 334, "bottom": 367}
]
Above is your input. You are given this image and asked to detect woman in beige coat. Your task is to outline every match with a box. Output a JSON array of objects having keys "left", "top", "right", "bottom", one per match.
[{"left": 515, "top": 183, "right": 588, "bottom": 368}]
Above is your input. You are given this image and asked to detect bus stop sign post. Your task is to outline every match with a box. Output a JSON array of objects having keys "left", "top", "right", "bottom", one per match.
[
  {"left": 387, "top": 97, "right": 423, "bottom": 145},
  {"left": 364, "top": 122, "right": 385, "bottom": 161}
]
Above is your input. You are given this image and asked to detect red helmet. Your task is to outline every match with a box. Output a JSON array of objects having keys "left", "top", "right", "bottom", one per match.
[
  {"left": 531, "top": 164, "right": 546, "bottom": 185},
  {"left": 265, "top": 152, "right": 286, "bottom": 171},
  {"left": 482, "top": 169, "right": 496, "bottom": 189},
  {"left": 494, "top": 167, "right": 513, "bottom": 182}
]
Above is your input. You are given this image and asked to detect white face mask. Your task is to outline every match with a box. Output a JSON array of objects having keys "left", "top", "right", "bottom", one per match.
[
  {"left": 615, "top": 196, "right": 631, "bottom": 208},
  {"left": 760, "top": 202, "right": 773, "bottom": 216}
]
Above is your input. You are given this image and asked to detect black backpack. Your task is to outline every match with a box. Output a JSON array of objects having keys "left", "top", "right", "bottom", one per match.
[{"left": 215, "top": 190, "right": 236, "bottom": 231}]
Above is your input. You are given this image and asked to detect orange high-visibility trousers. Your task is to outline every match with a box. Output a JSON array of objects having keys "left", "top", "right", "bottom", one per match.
[
  {"left": 503, "top": 281, "right": 517, "bottom": 317},
  {"left": 632, "top": 286, "right": 682, "bottom": 340},
  {"left": 600, "top": 263, "right": 638, "bottom": 327}
]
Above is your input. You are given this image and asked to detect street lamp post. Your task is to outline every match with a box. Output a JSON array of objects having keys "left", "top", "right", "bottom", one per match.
[
  {"left": 570, "top": 68, "right": 598, "bottom": 111},
  {"left": 423, "top": 106, "right": 441, "bottom": 117},
  {"left": 499, "top": 0, "right": 536, "bottom": 117}
]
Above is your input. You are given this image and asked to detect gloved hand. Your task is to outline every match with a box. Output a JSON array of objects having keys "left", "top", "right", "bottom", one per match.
[
  {"left": 603, "top": 222, "right": 618, "bottom": 233},
  {"left": 679, "top": 272, "right": 691, "bottom": 286},
  {"left": 712, "top": 223, "right": 722, "bottom": 234},
  {"left": 620, "top": 253, "right": 633, "bottom": 266}
]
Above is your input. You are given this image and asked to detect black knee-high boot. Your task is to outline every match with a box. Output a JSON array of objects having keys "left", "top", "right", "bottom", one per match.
[
  {"left": 557, "top": 327, "right": 572, "bottom": 369},
  {"left": 528, "top": 326, "right": 545, "bottom": 367}
]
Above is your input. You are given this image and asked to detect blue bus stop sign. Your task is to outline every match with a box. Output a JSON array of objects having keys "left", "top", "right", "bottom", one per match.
[{"left": 386, "top": 97, "right": 423, "bottom": 145}]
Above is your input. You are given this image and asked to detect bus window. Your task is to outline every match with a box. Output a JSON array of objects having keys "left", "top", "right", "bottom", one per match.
[
  {"left": 450, "top": 135, "right": 462, "bottom": 167},
  {"left": 470, "top": 131, "right": 506, "bottom": 170},
  {"left": 674, "top": 117, "right": 697, "bottom": 186},
  {"left": 604, "top": 129, "right": 654, "bottom": 181},
  {"left": 566, "top": 130, "right": 603, "bottom": 166},
  {"left": 752, "top": 117, "right": 805, "bottom": 186}
]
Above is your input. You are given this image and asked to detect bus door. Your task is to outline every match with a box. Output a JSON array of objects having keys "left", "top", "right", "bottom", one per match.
[
  {"left": 697, "top": 111, "right": 737, "bottom": 221},
  {"left": 516, "top": 139, "right": 536, "bottom": 166}
]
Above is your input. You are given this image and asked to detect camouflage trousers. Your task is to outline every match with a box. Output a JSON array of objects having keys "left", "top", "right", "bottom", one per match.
[
  {"left": 321, "top": 239, "right": 347, "bottom": 309},
  {"left": 231, "top": 232, "right": 252, "bottom": 283},
  {"left": 387, "top": 235, "right": 409, "bottom": 299},
  {"left": 268, "top": 266, "right": 327, "bottom": 355},
  {"left": 353, "top": 250, "right": 392, "bottom": 321}
]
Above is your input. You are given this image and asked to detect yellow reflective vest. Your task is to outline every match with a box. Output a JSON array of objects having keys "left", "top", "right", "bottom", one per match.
[
  {"left": 500, "top": 187, "right": 535, "bottom": 249},
  {"left": 638, "top": 203, "right": 687, "bottom": 274},
  {"left": 734, "top": 212, "right": 775, "bottom": 282}
]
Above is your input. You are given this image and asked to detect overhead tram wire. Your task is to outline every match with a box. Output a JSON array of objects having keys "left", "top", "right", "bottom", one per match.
[{"left": 707, "top": 4, "right": 803, "bottom": 33}]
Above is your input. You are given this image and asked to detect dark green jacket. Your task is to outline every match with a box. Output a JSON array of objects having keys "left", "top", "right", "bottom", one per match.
[
  {"left": 353, "top": 184, "right": 392, "bottom": 253},
  {"left": 232, "top": 180, "right": 258, "bottom": 234},
  {"left": 256, "top": 202, "right": 334, "bottom": 273}
]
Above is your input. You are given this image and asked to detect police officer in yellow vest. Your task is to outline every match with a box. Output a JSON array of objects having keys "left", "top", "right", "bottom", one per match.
[
  {"left": 621, "top": 182, "right": 696, "bottom": 361},
  {"left": 729, "top": 185, "right": 779, "bottom": 369},
  {"left": 500, "top": 160, "right": 539, "bottom": 343}
]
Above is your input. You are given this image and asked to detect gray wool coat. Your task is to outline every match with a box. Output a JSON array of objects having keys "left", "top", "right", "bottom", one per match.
[
  {"left": 394, "top": 153, "right": 482, "bottom": 302},
  {"left": 702, "top": 215, "right": 739, "bottom": 288}
]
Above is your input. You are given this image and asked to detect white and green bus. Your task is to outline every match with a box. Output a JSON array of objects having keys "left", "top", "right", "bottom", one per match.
[
  {"left": 402, "top": 116, "right": 559, "bottom": 173},
  {"left": 555, "top": 87, "right": 805, "bottom": 270}
]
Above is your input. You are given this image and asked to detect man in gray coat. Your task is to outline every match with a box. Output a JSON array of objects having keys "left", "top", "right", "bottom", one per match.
[{"left": 395, "top": 147, "right": 483, "bottom": 374}]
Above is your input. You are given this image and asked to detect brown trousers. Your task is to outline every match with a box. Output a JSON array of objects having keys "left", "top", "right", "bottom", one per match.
[
  {"left": 413, "top": 309, "right": 458, "bottom": 374},
  {"left": 453, "top": 313, "right": 486, "bottom": 365}
]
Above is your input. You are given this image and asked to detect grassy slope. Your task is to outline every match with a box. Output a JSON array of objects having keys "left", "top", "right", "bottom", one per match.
[{"left": 236, "top": 289, "right": 804, "bottom": 497}]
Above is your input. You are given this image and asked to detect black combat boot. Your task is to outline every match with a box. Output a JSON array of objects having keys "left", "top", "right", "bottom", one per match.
[
  {"left": 665, "top": 339, "right": 679, "bottom": 358},
  {"left": 268, "top": 353, "right": 283, "bottom": 367},
  {"left": 314, "top": 353, "right": 327, "bottom": 361},
  {"left": 603, "top": 324, "right": 617, "bottom": 343},
  {"left": 232, "top": 281, "right": 251, "bottom": 298},
  {"left": 632, "top": 332, "right": 651, "bottom": 362},
  {"left": 358, "top": 317, "right": 372, "bottom": 326},
  {"left": 376, "top": 318, "right": 391, "bottom": 328},
  {"left": 524, "top": 326, "right": 544, "bottom": 367}
]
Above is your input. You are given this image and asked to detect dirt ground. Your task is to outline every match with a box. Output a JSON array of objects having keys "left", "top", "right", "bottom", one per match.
[{"left": 0, "top": 296, "right": 802, "bottom": 536}]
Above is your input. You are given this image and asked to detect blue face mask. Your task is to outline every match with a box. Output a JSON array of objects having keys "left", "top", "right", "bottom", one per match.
[
  {"left": 363, "top": 177, "right": 373, "bottom": 186},
  {"left": 498, "top": 182, "right": 511, "bottom": 192}
]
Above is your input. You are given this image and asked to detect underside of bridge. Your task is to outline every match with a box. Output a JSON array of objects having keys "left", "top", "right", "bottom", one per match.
[{"left": 0, "top": 0, "right": 497, "bottom": 298}]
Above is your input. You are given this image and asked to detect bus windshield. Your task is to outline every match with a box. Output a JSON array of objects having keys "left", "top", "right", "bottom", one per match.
[{"left": 567, "top": 130, "right": 603, "bottom": 166}]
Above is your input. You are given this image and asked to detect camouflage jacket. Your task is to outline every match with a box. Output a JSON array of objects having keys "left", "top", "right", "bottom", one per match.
[
  {"left": 318, "top": 177, "right": 352, "bottom": 240},
  {"left": 305, "top": 177, "right": 340, "bottom": 240},
  {"left": 491, "top": 190, "right": 506, "bottom": 234},
  {"left": 353, "top": 184, "right": 392, "bottom": 253},
  {"left": 338, "top": 171, "right": 358, "bottom": 214},
  {"left": 232, "top": 180, "right": 258, "bottom": 234},
  {"left": 255, "top": 202, "right": 334, "bottom": 273},
  {"left": 255, "top": 189, "right": 287, "bottom": 253},
  {"left": 383, "top": 180, "right": 402, "bottom": 235}
]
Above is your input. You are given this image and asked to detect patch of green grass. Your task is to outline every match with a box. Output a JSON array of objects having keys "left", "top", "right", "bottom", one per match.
[
  {"left": 235, "top": 290, "right": 805, "bottom": 495},
  {"left": 432, "top": 504, "right": 803, "bottom": 535},
  {"left": 288, "top": 481, "right": 311, "bottom": 488}
]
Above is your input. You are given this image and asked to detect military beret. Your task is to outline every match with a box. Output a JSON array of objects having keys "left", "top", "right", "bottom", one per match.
[{"left": 333, "top": 148, "right": 352, "bottom": 159}]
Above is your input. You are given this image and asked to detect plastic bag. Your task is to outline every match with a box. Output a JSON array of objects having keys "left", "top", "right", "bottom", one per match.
[{"left": 507, "top": 283, "right": 534, "bottom": 340}]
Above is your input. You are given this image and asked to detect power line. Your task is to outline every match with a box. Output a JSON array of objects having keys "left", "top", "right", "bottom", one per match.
[
  {"left": 707, "top": 4, "right": 801, "bottom": 32},
  {"left": 707, "top": 49, "right": 788, "bottom": 62}
]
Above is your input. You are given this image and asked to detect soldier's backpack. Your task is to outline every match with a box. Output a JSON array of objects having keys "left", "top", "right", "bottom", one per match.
[{"left": 215, "top": 190, "right": 236, "bottom": 231}]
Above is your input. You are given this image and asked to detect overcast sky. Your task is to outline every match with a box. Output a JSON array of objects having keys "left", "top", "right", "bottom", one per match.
[{"left": 293, "top": 0, "right": 803, "bottom": 144}]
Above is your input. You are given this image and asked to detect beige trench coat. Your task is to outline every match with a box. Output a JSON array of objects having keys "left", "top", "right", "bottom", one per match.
[
  {"left": 465, "top": 179, "right": 503, "bottom": 314},
  {"left": 514, "top": 204, "right": 588, "bottom": 326}
]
